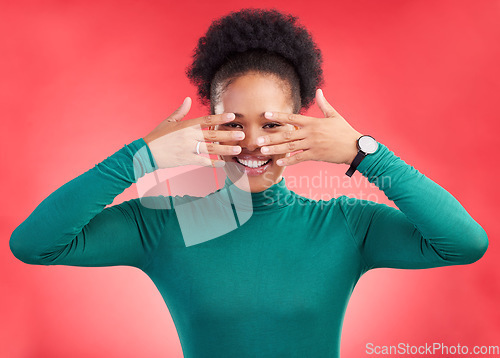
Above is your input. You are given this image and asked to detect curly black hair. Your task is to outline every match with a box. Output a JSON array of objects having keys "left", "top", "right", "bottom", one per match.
[{"left": 185, "top": 8, "right": 324, "bottom": 114}]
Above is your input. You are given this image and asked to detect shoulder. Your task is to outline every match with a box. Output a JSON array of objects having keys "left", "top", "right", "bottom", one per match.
[
  {"left": 295, "top": 193, "right": 388, "bottom": 220},
  {"left": 119, "top": 194, "right": 201, "bottom": 223}
]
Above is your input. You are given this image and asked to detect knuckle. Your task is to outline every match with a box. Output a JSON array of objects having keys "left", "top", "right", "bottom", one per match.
[
  {"left": 288, "top": 114, "right": 296, "bottom": 121},
  {"left": 283, "top": 131, "right": 293, "bottom": 139},
  {"left": 207, "top": 130, "right": 217, "bottom": 140},
  {"left": 204, "top": 115, "right": 212, "bottom": 125},
  {"left": 206, "top": 142, "right": 214, "bottom": 152},
  {"left": 287, "top": 141, "right": 296, "bottom": 150}
]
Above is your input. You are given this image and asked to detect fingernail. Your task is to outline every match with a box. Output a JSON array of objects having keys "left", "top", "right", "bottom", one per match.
[
  {"left": 261, "top": 147, "right": 269, "bottom": 153},
  {"left": 232, "top": 146, "right": 241, "bottom": 153},
  {"left": 226, "top": 113, "right": 235, "bottom": 120},
  {"left": 256, "top": 137, "right": 265, "bottom": 145},
  {"left": 214, "top": 160, "right": 225, "bottom": 167},
  {"left": 265, "top": 112, "right": 273, "bottom": 118},
  {"left": 234, "top": 132, "right": 245, "bottom": 139},
  {"left": 276, "top": 159, "right": 284, "bottom": 166}
]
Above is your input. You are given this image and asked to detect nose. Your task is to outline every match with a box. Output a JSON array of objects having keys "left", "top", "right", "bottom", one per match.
[{"left": 239, "top": 127, "right": 261, "bottom": 153}]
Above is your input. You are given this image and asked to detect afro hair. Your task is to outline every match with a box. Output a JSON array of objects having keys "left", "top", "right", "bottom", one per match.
[{"left": 185, "top": 8, "right": 324, "bottom": 114}]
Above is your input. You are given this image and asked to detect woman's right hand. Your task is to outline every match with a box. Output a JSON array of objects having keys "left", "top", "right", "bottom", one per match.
[{"left": 142, "top": 97, "right": 244, "bottom": 169}]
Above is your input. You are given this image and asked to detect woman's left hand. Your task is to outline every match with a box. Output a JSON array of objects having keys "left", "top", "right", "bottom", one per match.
[{"left": 257, "top": 89, "right": 363, "bottom": 167}]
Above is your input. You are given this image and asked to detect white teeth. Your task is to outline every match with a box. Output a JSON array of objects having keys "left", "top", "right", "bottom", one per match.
[{"left": 236, "top": 158, "right": 270, "bottom": 168}]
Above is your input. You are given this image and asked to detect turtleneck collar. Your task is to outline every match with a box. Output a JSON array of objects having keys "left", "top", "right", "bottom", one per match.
[{"left": 213, "top": 175, "right": 294, "bottom": 212}]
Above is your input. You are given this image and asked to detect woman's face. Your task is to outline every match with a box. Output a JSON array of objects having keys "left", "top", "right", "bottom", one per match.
[{"left": 213, "top": 72, "right": 296, "bottom": 193}]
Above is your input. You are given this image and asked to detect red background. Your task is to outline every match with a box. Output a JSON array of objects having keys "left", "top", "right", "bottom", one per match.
[{"left": 2, "top": 0, "right": 499, "bottom": 357}]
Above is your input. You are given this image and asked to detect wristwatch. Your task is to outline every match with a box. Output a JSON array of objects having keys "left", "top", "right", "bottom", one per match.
[{"left": 345, "top": 135, "right": 378, "bottom": 177}]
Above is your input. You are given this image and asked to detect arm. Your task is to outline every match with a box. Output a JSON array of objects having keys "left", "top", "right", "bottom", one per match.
[
  {"left": 339, "top": 142, "right": 488, "bottom": 272},
  {"left": 9, "top": 138, "right": 165, "bottom": 269}
]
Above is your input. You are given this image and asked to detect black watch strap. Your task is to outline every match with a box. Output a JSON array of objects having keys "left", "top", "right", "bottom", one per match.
[{"left": 345, "top": 151, "right": 367, "bottom": 177}]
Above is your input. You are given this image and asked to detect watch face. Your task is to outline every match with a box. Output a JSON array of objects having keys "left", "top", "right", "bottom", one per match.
[{"left": 358, "top": 135, "right": 378, "bottom": 154}]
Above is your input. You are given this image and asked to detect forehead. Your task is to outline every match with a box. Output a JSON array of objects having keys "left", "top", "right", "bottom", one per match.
[{"left": 217, "top": 73, "right": 293, "bottom": 114}]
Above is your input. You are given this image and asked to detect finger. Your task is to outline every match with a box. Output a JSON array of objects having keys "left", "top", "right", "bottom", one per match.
[
  {"left": 167, "top": 97, "right": 192, "bottom": 122},
  {"left": 197, "top": 129, "right": 245, "bottom": 143},
  {"left": 256, "top": 128, "right": 305, "bottom": 146},
  {"left": 263, "top": 111, "right": 309, "bottom": 126},
  {"left": 192, "top": 154, "right": 226, "bottom": 168},
  {"left": 276, "top": 150, "right": 311, "bottom": 166},
  {"left": 260, "top": 138, "right": 308, "bottom": 156},
  {"left": 191, "top": 113, "right": 236, "bottom": 129},
  {"left": 316, "top": 89, "right": 340, "bottom": 118},
  {"left": 197, "top": 141, "right": 242, "bottom": 156}
]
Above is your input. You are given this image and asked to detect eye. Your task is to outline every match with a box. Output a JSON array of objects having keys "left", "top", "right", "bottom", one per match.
[
  {"left": 264, "top": 122, "right": 282, "bottom": 129},
  {"left": 221, "top": 123, "right": 242, "bottom": 129}
]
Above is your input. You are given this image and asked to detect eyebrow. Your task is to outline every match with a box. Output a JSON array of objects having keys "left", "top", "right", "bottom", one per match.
[{"left": 233, "top": 112, "right": 266, "bottom": 118}]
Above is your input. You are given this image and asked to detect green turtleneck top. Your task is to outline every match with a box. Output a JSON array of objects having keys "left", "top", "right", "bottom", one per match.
[{"left": 10, "top": 137, "right": 488, "bottom": 358}]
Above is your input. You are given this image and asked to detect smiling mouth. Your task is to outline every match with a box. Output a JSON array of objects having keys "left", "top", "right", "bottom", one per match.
[{"left": 233, "top": 157, "right": 271, "bottom": 168}]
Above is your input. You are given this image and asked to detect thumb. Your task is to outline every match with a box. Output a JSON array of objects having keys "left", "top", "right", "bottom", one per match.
[
  {"left": 167, "top": 97, "right": 192, "bottom": 122},
  {"left": 316, "top": 89, "right": 339, "bottom": 118}
]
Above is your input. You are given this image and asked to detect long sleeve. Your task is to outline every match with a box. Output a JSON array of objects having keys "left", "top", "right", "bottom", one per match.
[
  {"left": 339, "top": 142, "right": 488, "bottom": 272},
  {"left": 9, "top": 138, "right": 165, "bottom": 269}
]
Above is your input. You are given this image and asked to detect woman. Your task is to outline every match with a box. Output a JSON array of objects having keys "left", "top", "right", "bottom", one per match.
[{"left": 10, "top": 8, "right": 488, "bottom": 358}]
